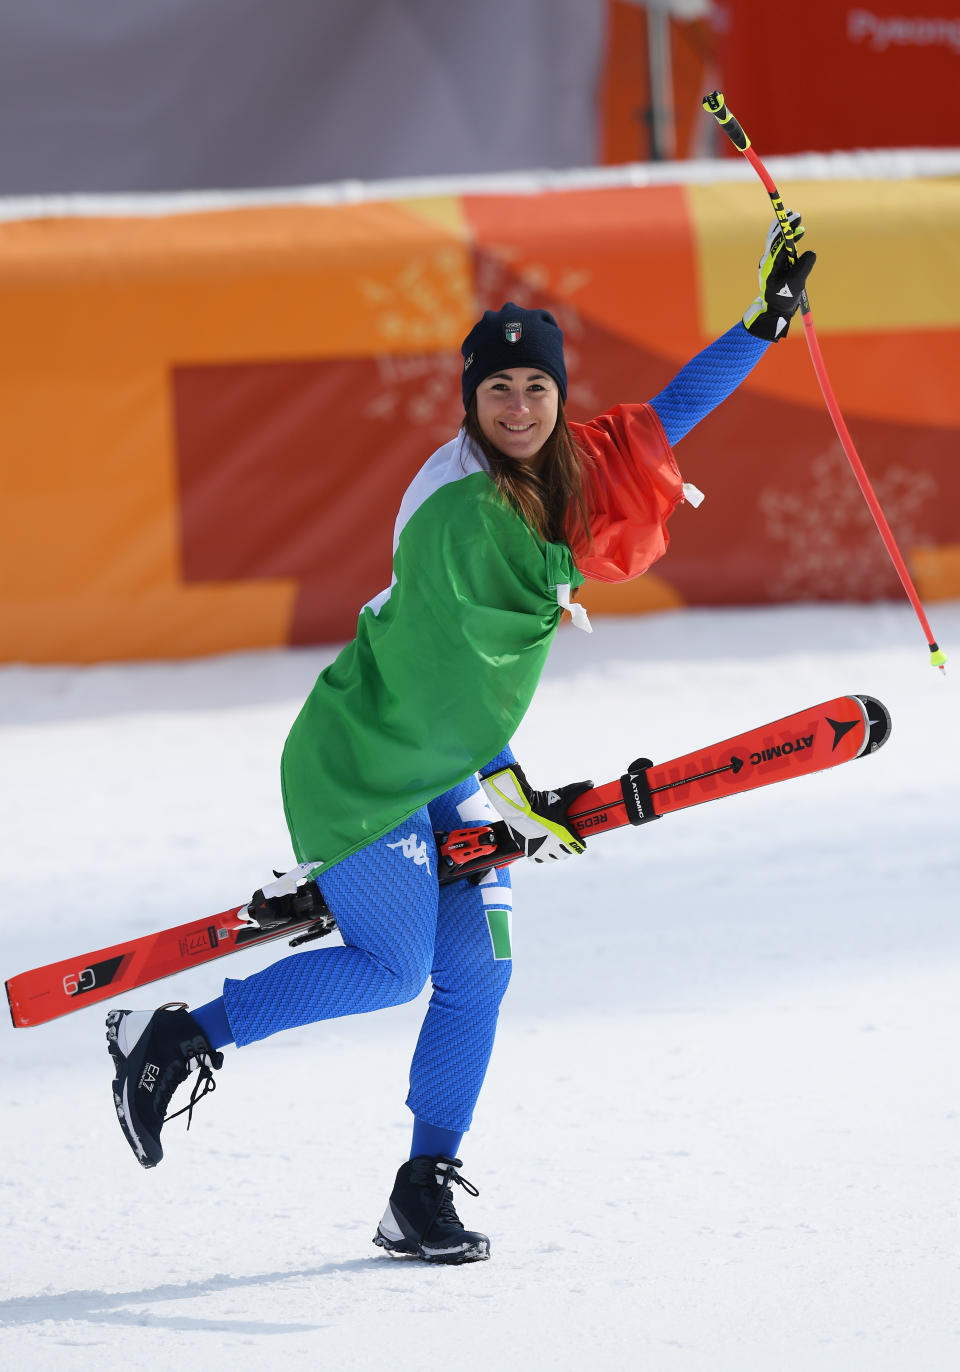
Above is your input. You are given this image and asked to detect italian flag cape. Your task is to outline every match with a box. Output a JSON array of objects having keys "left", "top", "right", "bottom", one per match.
[{"left": 281, "top": 404, "right": 685, "bottom": 872}]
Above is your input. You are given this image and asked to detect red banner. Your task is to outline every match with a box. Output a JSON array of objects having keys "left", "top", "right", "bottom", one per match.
[{"left": 713, "top": 1, "right": 960, "bottom": 153}]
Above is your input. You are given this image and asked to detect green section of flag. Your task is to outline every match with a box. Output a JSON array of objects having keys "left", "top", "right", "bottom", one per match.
[
  {"left": 485, "top": 908, "right": 512, "bottom": 960},
  {"left": 281, "top": 469, "right": 581, "bottom": 872}
]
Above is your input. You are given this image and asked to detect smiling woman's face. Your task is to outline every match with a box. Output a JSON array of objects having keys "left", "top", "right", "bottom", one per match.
[{"left": 474, "top": 367, "right": 560, "bottom": 469}]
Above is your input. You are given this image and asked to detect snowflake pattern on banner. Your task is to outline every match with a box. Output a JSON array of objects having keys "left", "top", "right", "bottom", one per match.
[
  {"left": 358, "top": 248, "right": 474, "bottom": 350},
  {"left": 758, "top": 441, "right": 938, "bottom": 600}
]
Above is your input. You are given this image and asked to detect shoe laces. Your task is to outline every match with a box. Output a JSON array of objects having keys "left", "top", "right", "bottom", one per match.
[
  {"left": 432, "top": 1156, "right": 479, "bottom": 1228},
  {"left": 156, "top": 1002, "right": 224, "bottom": 1132},
  {"left": 165, "top": 1053, "right": 221, "bottom": 1131}
]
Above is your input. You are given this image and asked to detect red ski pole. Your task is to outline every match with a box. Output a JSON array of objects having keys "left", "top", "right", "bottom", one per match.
[{"left": 702, "top": 90, "right": 946, "bottom": 674}]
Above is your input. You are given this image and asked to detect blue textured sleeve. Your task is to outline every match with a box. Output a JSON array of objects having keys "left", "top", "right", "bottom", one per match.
[
  {"left": 650, "top": 323, "right": 769, "bottom": 447},
  {"left": 479, "top": 743, "right": 516, "bottom": 778}
]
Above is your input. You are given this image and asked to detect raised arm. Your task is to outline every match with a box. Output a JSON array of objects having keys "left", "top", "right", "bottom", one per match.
[
  {"left": 650, "top": 213, "right": 816, "bottom": 447},
  {"left": 649, "top": 324, "right": 768, "bottom": 447}
]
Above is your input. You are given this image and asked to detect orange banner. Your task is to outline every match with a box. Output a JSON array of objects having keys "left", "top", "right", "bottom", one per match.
[{"left": 1, "top": 171, "right": 958, "bottom": 662}]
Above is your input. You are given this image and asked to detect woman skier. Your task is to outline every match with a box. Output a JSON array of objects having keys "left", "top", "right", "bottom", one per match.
[{"left": 105, "top": 215, "right": 814, "bottom": 1263}]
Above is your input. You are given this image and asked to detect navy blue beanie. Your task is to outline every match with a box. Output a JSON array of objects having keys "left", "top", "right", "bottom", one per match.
[{"left": 461, "top": 302, "right": 567, "bottom": 408}]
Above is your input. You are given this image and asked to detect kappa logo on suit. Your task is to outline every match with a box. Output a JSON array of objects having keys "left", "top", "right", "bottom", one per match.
[{"left": 387, "top": 833, "right": 432, "bottom": 875}]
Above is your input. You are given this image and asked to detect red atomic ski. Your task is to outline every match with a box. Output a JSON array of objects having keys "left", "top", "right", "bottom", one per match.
[{"left": 6, "top": 694, "right": 890, "bottom": 1028}]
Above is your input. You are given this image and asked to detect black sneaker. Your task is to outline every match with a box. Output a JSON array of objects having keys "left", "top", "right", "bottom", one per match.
[
  {"left": 373, "top": 1155, "right": 490, "bottom": 1264},
  {"left": 105, "top": 1001, "right": 223, "bottom": 1168}
]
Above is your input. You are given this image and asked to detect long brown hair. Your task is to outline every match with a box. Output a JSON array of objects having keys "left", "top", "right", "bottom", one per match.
[{"left": 462, "top": 398, "right": 593, "bottom": 549}]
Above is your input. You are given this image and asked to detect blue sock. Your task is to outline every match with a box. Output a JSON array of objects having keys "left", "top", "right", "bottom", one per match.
[
  {"left": 410, "top": 1119, "right": 463, "bottom": 1161},
  {"left": 191, "top": 996, "right": 235, "bottom": 1050}
]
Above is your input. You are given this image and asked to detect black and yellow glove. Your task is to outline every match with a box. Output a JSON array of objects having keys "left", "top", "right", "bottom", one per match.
[
  {"left": 744, "top": 212, "right": 816, "bottom": 342},
  {"left": 481, "top": 764, "right": 592, "bottom": 864}
]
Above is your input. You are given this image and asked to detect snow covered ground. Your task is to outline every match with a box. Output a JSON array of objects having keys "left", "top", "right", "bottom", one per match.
[{"left": 1, "top": 601, "right": 958, "bottom": 1371}]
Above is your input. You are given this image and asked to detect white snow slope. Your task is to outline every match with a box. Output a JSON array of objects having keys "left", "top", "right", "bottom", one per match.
[{"left": 1, "top": 602, "right": 958, "bottom": 1372}]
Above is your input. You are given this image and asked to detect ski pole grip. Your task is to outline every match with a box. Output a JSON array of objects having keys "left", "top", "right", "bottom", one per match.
[{"left": 702, "top": 90, "right": 751, "bottom": 153}]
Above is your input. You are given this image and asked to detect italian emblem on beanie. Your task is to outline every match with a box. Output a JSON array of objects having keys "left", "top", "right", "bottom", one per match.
[{"left": 460, "top": 302, "right": 567, "bottom": 408}]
